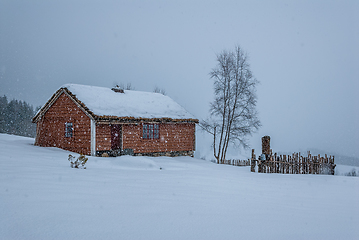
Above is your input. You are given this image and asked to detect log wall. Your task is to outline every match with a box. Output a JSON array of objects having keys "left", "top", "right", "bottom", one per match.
[
  {"left": 96, "top": 124, "right": 111, "bottom": 151},
  {"left": 122, "top": 122, "right": 196, "bottom": 154},
  {"left": 35, "top": 93, "right": 92, "bottom": 155}
]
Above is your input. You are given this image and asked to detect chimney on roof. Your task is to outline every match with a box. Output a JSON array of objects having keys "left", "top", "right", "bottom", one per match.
[{"left": 111, "top": 85, "right": 124, "bottom": 93}]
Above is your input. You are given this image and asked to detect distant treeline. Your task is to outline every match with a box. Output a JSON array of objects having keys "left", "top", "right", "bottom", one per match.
[{"left": 0, "top": 95, "right": 37, "bottom": 138}]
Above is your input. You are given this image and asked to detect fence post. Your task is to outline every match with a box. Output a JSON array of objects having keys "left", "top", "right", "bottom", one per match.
[
  {"left": 251, "top": 143, "right": 335, "bottom": 175},
  {"left": 296, "top": 153, "right": 299, "bottom": 174},
  {"left": 330, "top": 156, "right": 336, "bottom": 175},
  {"left": 318, "top": 154, "right": 323, "bottom": 174},
  {"left": 251, "top": 149, "right": 256, "bottom": 172},
  {"left": 251, "top": 160, "right": 256, "bottom": 172},
  {"left": 309, "top": 152, "right": 312, "bottom": 174}
]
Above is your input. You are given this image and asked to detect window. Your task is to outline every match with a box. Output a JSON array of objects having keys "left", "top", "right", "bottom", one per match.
[
  {"left": 143, "top": 123, "right": 159, "bottom": 139},
  {"left": 65, "top": 122, "right": 73, "bottom": 138}
]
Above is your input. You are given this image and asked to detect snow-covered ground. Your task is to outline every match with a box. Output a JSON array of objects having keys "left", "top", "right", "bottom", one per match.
[{"left": 0, "top": 133, "right": 358, "bottom": 240}]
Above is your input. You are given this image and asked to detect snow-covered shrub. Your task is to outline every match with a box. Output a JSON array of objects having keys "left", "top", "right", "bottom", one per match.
[
  {"left": 345, "top": 168, "right": 357, "bottom": 177},
  {"left": 68, "top": 154, "right": 88, "bottom": 169}
]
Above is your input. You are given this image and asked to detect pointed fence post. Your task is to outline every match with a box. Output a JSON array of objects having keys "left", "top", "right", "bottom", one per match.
[{"left": 251, "top": 149, "right": 256, "bottom": 172}]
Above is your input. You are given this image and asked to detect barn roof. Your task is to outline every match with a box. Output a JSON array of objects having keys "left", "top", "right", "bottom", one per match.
[{"left": 33, "top": 84, "right": 198, "bottom": 123}]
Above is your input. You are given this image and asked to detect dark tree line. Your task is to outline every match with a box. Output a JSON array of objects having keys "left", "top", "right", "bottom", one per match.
[{"left": 0, "top": 95, "right": 37, "bottom": 138}]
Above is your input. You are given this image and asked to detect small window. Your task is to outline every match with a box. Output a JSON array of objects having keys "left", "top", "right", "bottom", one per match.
[
  {"left": 143, "top": 123, "right": 159, "bottom": 139},
  {"left": 65, "top": 122, "right": 73, "bottom": 138}
]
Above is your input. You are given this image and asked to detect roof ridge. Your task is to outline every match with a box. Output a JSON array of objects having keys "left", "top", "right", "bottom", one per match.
[{"left": 33, "top": 84, "right": 199, "bottom": 123}]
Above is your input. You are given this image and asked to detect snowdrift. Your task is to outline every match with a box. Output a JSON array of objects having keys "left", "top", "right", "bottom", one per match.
[{"left": 0, "top": 134, "right": 358, "bottom": 240}]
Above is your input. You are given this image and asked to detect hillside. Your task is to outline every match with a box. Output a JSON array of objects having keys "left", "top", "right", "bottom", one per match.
[{"left": 0, "top": 134, "right": 358, "bottom": 240}]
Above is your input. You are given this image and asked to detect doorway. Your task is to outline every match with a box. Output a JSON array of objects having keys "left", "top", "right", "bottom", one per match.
[{"left": 111, "top": 124, "right": 122, "bottom": 151}]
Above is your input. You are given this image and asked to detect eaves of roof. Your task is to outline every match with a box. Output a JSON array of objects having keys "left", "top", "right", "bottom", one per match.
[{"left": 32, "top": 87, "right": 199, "bottom": 124}]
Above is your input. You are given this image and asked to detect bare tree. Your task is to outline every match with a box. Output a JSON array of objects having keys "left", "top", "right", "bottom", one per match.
[
  {"left": 125, "top": 83, "right": 134, "bottom": 90},
  {"left": 113, "top": 83, "right": 135, "bottom": 91},
  {"left": 202, "top": 45, "right": 261, "bottom": 164},
  {"left": 153, "top": 86, "right": 166, "bottom": 95}
]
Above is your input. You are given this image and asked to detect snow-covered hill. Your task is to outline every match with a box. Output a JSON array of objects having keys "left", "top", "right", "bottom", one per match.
[{"left": 0, "top": 134, "right": 358, "bottom": 240}]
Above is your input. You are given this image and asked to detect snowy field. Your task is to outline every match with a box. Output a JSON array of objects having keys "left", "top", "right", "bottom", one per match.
[{"left": 0, "top": 134, "right": 358, "bottom": 240}]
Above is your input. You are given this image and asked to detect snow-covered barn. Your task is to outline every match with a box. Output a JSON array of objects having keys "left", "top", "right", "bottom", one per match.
[{"left": 32, "top": 84, "right": 198, "bottom": 157}]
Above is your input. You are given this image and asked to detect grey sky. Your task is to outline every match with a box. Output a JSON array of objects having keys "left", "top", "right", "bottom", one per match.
[{"left": 1, "top": 0, "right": 358, "bottom": 157}]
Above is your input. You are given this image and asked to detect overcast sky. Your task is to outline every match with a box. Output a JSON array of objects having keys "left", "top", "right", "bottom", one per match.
[{"left": 1, "top": 0, "right": 358, "bottom": 158}]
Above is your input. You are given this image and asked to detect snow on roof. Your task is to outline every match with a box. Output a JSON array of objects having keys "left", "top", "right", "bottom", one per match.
[{"left": 62, "top": 84, "right": 197, "bottom": 120}]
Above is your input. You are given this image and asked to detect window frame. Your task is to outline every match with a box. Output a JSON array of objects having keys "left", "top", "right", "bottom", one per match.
[
  {"left": 142, "top": 123, "right": 159, "bottom": 140},
  {"left": 65, "top": 122, "right": 73, "bottom": 138}
]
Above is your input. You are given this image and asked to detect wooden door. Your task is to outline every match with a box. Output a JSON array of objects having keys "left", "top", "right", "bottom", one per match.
[{"left": 111, "top": 125, "right": 122, "bottom": 150}]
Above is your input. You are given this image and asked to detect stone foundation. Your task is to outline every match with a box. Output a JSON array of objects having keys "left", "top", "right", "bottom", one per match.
[
  {"left": 96, "top": 150, "right": 194, "bottom": 157},
  {"left": 135, "top": 150, "right": 194, "bottom": 157}
]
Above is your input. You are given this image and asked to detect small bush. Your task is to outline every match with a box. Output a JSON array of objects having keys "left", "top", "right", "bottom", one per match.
[
  {"left": 345, "top": 168, "right": 357, "bottom": 177},
  {"left": 68, "top": 154, "right": 88, "bottom": 169}
]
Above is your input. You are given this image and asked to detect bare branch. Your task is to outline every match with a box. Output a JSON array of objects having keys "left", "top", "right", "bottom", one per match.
[
  {"left": 153, "top": 86, "right": 166, "bottom": 95},
  {"left": 207, "top": 45, "right": 261, "bottom": 163}
]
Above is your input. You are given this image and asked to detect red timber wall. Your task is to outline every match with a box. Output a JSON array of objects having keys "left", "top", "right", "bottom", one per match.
[
  {"left": 122, "top": 122, "right": 196, "bottom": 154},
  {"left": 95, "top": 124, "right": 111, "bottom": 152},
  {"left": 35, "top": 93, "right": 92, "bottom": 155}
]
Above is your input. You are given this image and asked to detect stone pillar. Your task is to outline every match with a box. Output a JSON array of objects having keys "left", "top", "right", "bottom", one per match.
[{"left": 262, "top": 136, "right": 271, "bottom": 156}]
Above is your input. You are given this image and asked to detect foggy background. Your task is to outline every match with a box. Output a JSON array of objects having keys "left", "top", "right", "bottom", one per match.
[{"left": 1, "top": 0, "right": 358, "bottom": 159}]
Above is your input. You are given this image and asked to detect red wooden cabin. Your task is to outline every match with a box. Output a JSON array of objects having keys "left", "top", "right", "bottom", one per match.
[{"left": 32, "top": 84, "right": 198, "bottom": 157}]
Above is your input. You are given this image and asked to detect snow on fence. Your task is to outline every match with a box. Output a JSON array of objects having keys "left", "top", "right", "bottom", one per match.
[
  {"left": 250, "top": 150, "right": 336, "bottom": 175},
  {"left": 222, "top": 159, "right": 250, "bottom": 167}
]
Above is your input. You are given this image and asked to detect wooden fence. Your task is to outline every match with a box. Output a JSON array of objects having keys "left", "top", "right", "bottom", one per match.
[
  {"left": 250, "top": 151, "right": 336, "bottom": 175},
  {"left": 223, "top": 159, "right": 250, "bottom": 167}
]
